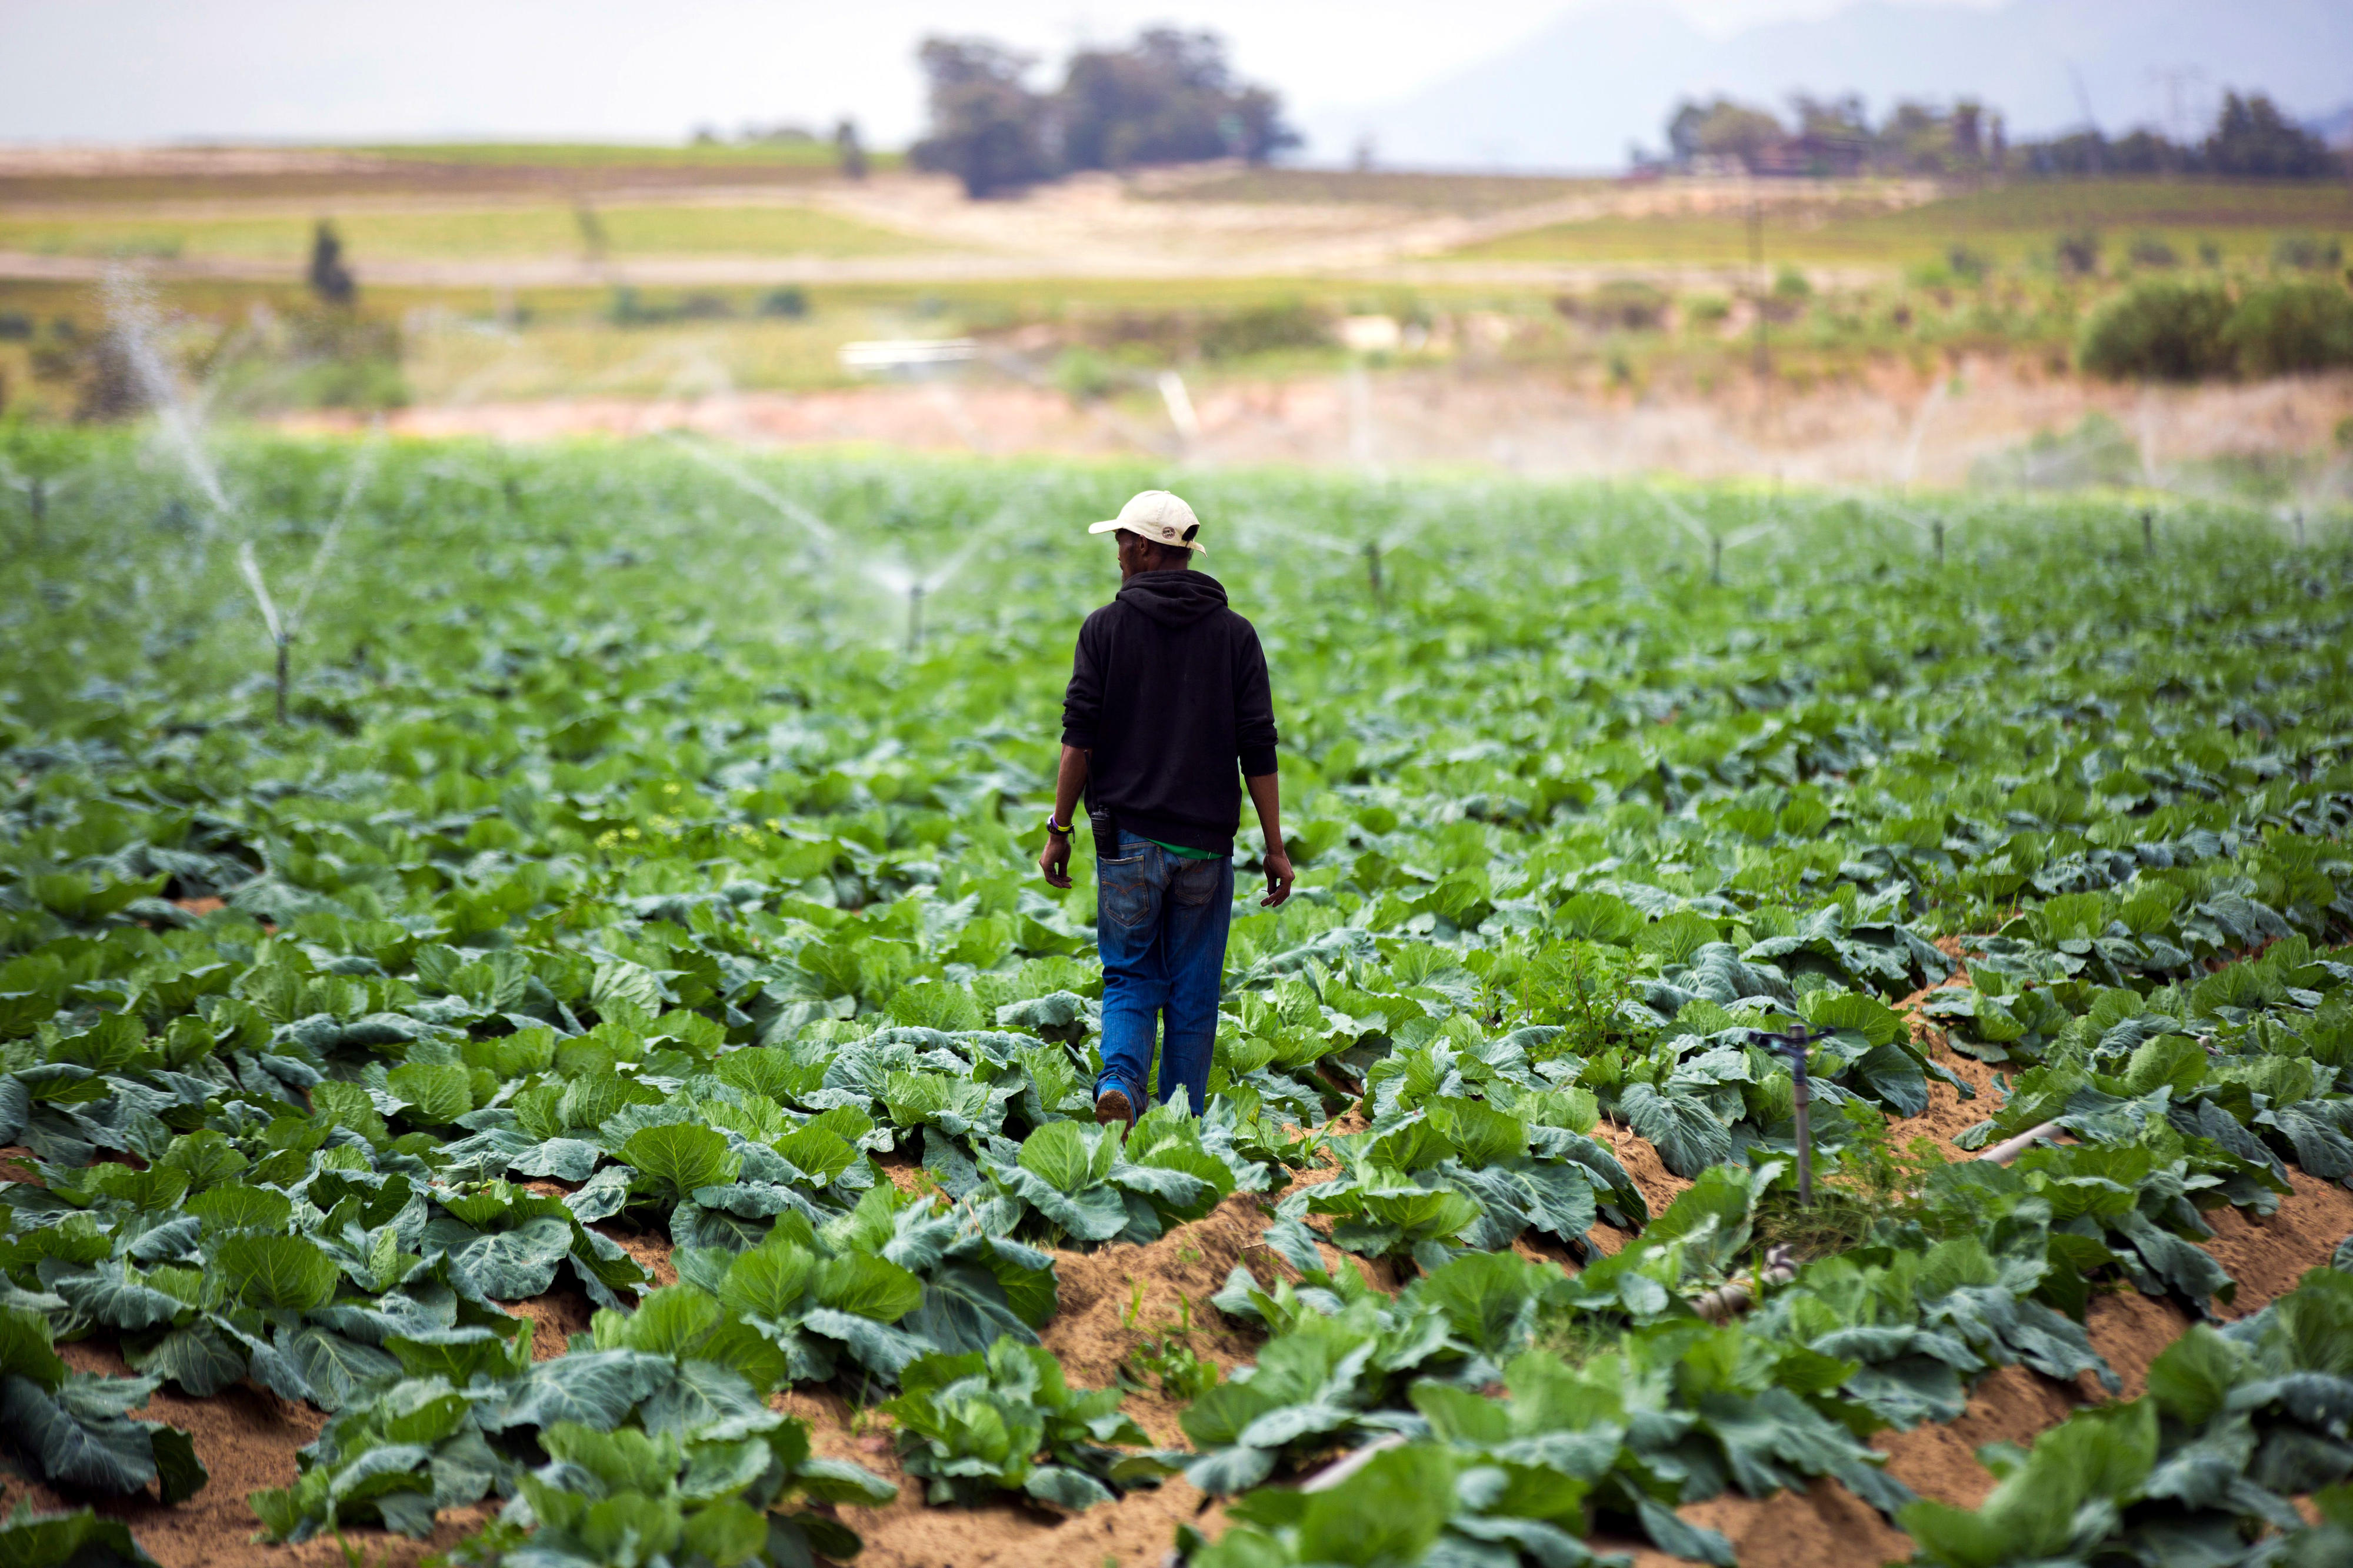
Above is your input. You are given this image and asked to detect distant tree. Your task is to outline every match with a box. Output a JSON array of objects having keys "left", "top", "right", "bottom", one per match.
[
  {"left": 909, "top": 37, "right": 1055, "bottom": 198},
  {"left": 572, "top": 201, "right": 608, "bottom": 262},
  {"left": 2204, "top": 91, "right": 2335, "bottom": 178},
  {"left": 2013, "top": 90, "right": 2337, "bottom": 182},
  {"left": 1791, "top": 94, "right": 1869, "bottom": 175},
  {"left": 1666, "top": 96, "right": 1787, "bottom": 172},
  {"left": 1056, "top": 28, "right": 1299, "bottom": 170},
  {"left": 2108, "top": 129, "right": 2175, "bottom": 175},
  {"left": 2024, "top": 129, "right": 2111, "bottom": 177},
  {"left": 1951, "top": 100, "right": 1983, "bottom": 164},
  {"left": 834, "top": 118, "right": 867, "bottom": 181},
  {"left": 1873, "top": 100, "right": 1953, "bottom": 174},
  {"left": 306, "top": 221, "right": 355, "bottom": 308},
  {"left": 1228, "top": 83, "right": 1300, "bottom": 166}
]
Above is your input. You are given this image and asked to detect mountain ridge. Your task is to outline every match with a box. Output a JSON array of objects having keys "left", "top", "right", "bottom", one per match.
[{"left": 1301, "top": 0, "right": 2353, "bottom": 171}]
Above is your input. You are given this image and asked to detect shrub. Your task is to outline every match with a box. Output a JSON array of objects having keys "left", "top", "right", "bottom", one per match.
[
  {"left": 2078, "top": 280, "right": 2234, "bottom": 381},
  {"left": 2272, "top": 233, "right": 2344, "bottom": 272},
  {"left": 608, "top": 288, "right": 735, "bottom": 326},
  {"left": 1200, "top": 302, "right": 1329, "bottom": 360},
  {"left": 1971, "top": 412, "right": 2142, "bottom": 489},
  {"left": 2224, "top": 281, "right": 2353, "bottom": 376},
  {"left": 1051, "top": 346, "right": 1116, "bottom": 401},
  {"left": 756, "top": 287, "right": 809, "bottom": 318},
  {"left": 1556, "top": 281, "right": 1667, "bottom": 332},
  {"left": 2055, "top": 230, "right": 2102, "bottom": 276},
  {"left": 1947, "top": 245, "right": 1992, "bottom": 282},
  {"left": 2128, "top": 233, "right": 2178, "bottom": 269}
]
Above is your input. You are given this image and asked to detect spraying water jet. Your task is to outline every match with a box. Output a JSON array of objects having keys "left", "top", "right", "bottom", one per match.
[
  {"left": 1157, "top": 371, "right": 1201, "bottom": 454},
  {"left": 102, "top": 269, "right": 234, "bottom": 533},
  {"left": 234, "top": 429, "right": 382, "bottom": 725},
  {"left": 1652, "top": 491, "right": 1777, "bottom": 585}
]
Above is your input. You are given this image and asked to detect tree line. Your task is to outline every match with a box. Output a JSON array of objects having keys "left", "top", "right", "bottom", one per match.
[
  {"left": 1656, "top": 89, "right": 2339, "bottom": 179},
  {"left": 909, "top": 29, "right": 1299, "bottom": 198}
]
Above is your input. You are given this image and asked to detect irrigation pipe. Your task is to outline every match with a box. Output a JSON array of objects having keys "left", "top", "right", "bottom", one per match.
[
  {"left": 1690, "top": 1244, "right": 1799, "bottom": 1324},
  {"left": 1685, "top": 1117, "right": 2071, "bottom": 1325},
  {"left": 1974, "top": 1120, "right": 2067, "bottom": 1166},
  {"left": 1298, "top": 1434, "right": 1407, "bottom": 1493}
]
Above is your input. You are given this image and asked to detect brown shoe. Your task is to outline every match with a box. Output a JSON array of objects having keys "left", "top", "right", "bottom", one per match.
[{"left": 1094, "top": 1086, "right": 1135, "bottom": 1133}]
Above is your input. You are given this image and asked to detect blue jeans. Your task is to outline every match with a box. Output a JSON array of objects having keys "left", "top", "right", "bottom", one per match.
[{"left": 1094, "top": 830, "right": 1232, "bottom": 1117}]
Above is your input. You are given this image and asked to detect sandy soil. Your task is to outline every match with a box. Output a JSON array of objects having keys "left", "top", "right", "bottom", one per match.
[
  {"left": 8, "top": 923, "right": 2345, "bottom": 1566},
  {"left": 9, "top": 1073, "right": 2346, "bottom": 1568},
  {"left": 1621, "top": 954, "right": 2353, "bottom": 1568},
  {"left": 0, "top": 1338, "right": 488, "bottom": 1568},
  {"left": 290, "top": 359, "right": 2353, "bottom": 491},
  {"left": 794, "top": 170, "right": 1932, "bottom": 281},
  {"left": 1628, "top": 1169, "right": 2353, "bottom": 1568}
]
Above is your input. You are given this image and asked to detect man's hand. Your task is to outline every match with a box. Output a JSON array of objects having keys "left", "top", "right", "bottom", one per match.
[
  {"left": 1245, "top": 772, "right": 1291, "bottom": 906},
  {"left": 1260, "top": 846, "right": 1295, "bottom": 908},
  {"left": 1039, "top": 833, "right": 1073, "bottom": 890},
  {"left": 1039, "top": 747, "right": 1089, "bottom": 892}
]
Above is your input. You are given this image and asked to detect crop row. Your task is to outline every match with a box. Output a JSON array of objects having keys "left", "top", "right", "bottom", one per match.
[{"left": 0, "top": 437, "right": 2348, "bottom": 1567}]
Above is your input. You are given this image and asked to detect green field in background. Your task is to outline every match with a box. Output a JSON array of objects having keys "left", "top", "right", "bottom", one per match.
[
  {"left": 1448, "top": 178, "right": 2353, "bottom": 268},
  {"left": 0, "top": 203, "right": 948, "bottom": 263},
  {"left": 342, "top": 141, "right": 883, "bottom": 169}
]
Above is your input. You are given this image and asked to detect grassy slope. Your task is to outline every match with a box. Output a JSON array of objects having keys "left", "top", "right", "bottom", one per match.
[
  {"left": 0, "top": 203, "right": 947, "bottom": 263},
  {"left": 1450, "top": 177, "right": 2353, "bottom": 269},
  {"left": 339, "top": 142, "right": 864, "bottom": 169}
]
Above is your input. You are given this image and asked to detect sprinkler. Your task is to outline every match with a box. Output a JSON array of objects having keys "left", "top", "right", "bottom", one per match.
[
  {"left": 1365, "top": 540, "right": 1382, "bottom": 601},
  {"left": 236, "top": 542, "right": 290, "bottom": 725},
  {"left": 1745, "top": 1025, "right": 1839, "bottom": 1206},
  {"left": 906, "top": 583, "right": 924, "bottom": 658},
  {"left": 234, "top": 433, "right": 381, "bottom": 727},
  {"left": 2141, "top": 509, "right": 2153, "bottom": 555}
]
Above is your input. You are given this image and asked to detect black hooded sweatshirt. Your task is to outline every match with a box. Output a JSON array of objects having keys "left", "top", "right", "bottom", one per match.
[{"left": 1059, "top": 569, "right": 1278, "bottom": 855}]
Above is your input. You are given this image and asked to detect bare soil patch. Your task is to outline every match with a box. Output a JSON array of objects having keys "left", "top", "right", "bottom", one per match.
[
  {"left": 1623, "top": 1166, "right": 2353, "bottom": 1568},
  {"left": 0, "top": 1339, "right": 485, "bottom": 1568},
  {"left": 302, "top": 360, "right": 2353, "bottom": 491}
]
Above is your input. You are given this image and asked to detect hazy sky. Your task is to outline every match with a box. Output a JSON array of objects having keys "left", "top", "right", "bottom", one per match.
[{"left": 0, "top": 0, "right": 2003, "bottom": 151}]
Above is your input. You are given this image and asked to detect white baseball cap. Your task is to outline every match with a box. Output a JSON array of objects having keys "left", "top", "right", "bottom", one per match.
[{"left": 1088, "top": 490, "right": 1206, "bottom": 552}]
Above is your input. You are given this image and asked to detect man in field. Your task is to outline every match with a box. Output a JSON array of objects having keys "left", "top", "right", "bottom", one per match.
[{"left": 1039, "top": 490, "right": 1294, "bottom": 1129}]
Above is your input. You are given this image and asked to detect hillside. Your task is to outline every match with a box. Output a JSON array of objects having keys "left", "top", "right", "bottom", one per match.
[{"left": 1307, "top": 0, "right": 2353, "bottom": 169}]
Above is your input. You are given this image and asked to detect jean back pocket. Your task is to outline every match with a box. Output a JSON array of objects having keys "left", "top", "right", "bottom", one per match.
[{"left": 1098, "top": 851, "right": 1156, "bottom": 930}]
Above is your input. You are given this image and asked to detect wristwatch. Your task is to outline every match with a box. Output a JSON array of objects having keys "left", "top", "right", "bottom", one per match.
[{"left": 1044, "top": 814, "right": 1072, "bottom": 840}]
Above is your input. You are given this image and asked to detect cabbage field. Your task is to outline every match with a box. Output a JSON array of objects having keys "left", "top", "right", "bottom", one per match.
[{"left": 2, "top": 433, "right": 2352, "bottom": 1568}]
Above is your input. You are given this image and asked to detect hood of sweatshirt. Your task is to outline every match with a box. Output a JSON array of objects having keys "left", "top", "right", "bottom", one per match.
[{"left": 1115, "top": 569, "right": 1228, "bottom": 629}]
